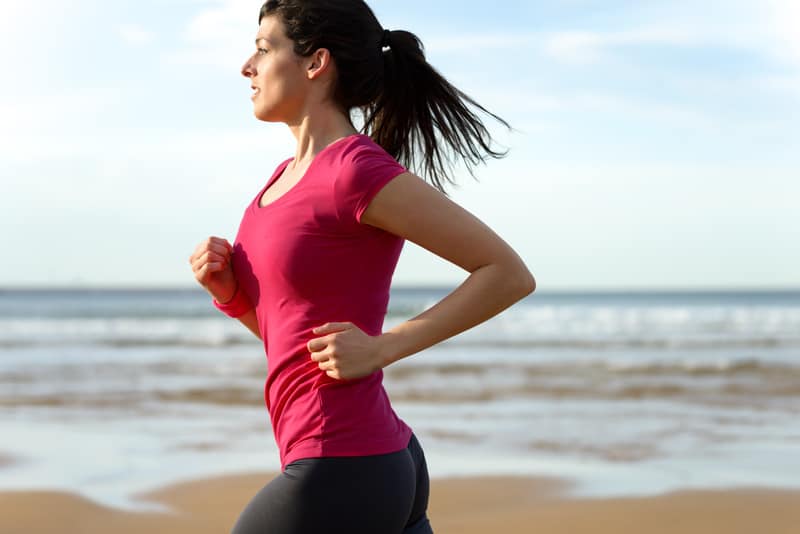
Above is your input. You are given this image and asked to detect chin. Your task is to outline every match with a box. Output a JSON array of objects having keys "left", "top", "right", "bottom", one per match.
[
  {"left": 253, "top": 110, "right": 278, "bottom": 122},
  {"left": 253, "top": 105, "right": 284, "bottom": 123}
]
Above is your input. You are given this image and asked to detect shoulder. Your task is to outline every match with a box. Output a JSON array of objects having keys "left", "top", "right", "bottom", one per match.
[
  {"left": 334, "top": 134, "right": 406, "bottom": 184},
  {"left": 338, "top": 134, "right": 397, "bottom": 165},
  {"left": 331, "top": 135, "right": 407, "bottom": 224}
]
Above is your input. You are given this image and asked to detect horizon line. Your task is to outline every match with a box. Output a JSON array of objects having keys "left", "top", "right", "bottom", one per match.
[{"left": 1, "top": 285, "right": 799, "bottom": 294}]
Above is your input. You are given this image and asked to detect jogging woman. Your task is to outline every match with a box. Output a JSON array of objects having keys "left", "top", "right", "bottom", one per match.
[{"left": 188, "top": 1, "right": 536, "bottom": 532}]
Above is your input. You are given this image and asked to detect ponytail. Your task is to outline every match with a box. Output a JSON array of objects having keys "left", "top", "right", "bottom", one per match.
[
  {"left": 259, "top": 1, "right": 512, "bottom": 195},
  {"left": 365, "top": 29, "right": 511, "bottom": 194}
]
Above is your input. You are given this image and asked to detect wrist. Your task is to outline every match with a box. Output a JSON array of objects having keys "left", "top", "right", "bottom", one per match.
[
  {"left": 376, "top": 331, "right": 401, "bottom": 369},
  {"left": 212, "top": 283, "right": 253, "bottom": 318},
  {"left": 213, "top": 287, "right": 236, "bottom": 304}
]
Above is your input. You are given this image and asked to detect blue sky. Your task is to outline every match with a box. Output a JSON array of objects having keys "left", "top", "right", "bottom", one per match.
[{"left": 1, "top": 0, "right": 798, "bottom": 290}]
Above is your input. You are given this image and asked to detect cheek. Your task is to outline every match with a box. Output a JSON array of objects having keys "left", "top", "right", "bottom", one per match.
[
  {"left": 272, "top": 58, "right": 306, "bottom": 86},
  {"left": 267, "top": 73, "right": 305, "bottom": 104},
  {"left": 253, "top": 60, "right": 307, "bottom": 117},
  {"left": 257, "top": 65, "right": 287, "bottom": 92}
]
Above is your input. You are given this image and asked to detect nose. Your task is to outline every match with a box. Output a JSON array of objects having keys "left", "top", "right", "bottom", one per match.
[{"left": 241, "top": 56, "right": 255, "bottom": 78}]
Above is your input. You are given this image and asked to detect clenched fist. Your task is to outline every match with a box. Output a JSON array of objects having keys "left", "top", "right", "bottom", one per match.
[{"left": 189, "top": 236, "right": 237, "bottom": 303}]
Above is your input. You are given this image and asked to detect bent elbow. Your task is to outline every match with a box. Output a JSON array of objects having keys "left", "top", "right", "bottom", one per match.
[
  {"left": 500, "top": 258, "right": 535, "bottom": 297},
  {"left": 513, "top": 270, "right": 536, "bottom": 297},
  {"left": 522, "top": 273, "right": 536, "bottom": 295}
]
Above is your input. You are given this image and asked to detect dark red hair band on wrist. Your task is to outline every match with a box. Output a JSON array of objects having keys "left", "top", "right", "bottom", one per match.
[{"left": 212, "top": 284, "right": 253, "bottom": 318}]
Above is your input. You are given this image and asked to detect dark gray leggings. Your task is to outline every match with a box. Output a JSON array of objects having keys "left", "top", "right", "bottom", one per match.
[{"left": 231, "top": 433, "right": 434, "bottom": 533}]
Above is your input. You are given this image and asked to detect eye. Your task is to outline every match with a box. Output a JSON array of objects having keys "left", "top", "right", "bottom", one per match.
[{"left": 257, "top": 48, "right": 269, "bottom": 55}]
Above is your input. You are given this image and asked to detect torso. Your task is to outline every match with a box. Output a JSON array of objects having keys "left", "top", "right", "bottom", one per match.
[{"left": 233, "top": 133, "right": 413, "bottom": 470}]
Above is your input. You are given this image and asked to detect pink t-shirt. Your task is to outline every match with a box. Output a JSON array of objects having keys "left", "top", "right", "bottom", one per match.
[{"left": 230, "top": 133, "right": 413, "bottom": 470}]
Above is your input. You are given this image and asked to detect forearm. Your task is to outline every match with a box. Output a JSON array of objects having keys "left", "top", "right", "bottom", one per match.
[
  {"left": 377, "top": 263, "right": 534, "bottom": 368},
  {"left": 210, "top": 283, "right": 262, "bottom": 341},
  {"left": 236, "top": 308, "right": 262, "bottom": 340}
]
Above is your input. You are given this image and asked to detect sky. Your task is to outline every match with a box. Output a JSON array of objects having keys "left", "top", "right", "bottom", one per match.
[{"left": 1, "top": 0, "right": 798, "bottom": 290}]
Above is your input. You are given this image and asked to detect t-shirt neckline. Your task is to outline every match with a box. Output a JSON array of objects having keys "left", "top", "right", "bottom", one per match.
[{"left": 254, "top": 133, "right": 365, "bottom": 211}]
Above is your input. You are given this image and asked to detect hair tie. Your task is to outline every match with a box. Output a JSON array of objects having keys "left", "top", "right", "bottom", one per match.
[{"left": 380, "top": 29, "right": 391, "bottom": 50}]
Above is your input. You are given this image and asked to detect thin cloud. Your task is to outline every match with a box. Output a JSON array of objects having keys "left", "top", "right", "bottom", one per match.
[
  {"left": 538, "top": 2, "right": 800, "bottom": 70},
  {"left": 542, "top": 27, "right": 700, "bottom": 64},
  {"left": 425, "top": 33, "right": 539, "bottom": 54},
  {"left": 421, "top": 1, "right": 800, "bottom": 73},
  {"left": 119, "top": 24, "right": 155, "bottom": 46},
  {"left": 166, "top": 0, "right": 254, "bottom": 69},
  {"left": 754, "top": 75, "right": 800, "bottom": 97},
  {"left": 764, "top": 0, "right": 800, "bottom": 66},
  {"left": 415, "top": 28, "right": 695, "bottom": 62}
]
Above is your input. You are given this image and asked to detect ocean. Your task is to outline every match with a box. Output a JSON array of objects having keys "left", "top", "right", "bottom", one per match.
[{"left": 1, "top": 287, "right": 799, "bottom": 511}]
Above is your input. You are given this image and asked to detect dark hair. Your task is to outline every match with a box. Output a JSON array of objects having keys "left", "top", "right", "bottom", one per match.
[{"left": 259, "top": 0, "right": 512, "bottom": 195}]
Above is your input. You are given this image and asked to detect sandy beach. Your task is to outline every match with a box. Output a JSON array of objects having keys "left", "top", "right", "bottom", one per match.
[{"left": 1, "top": 472, "right": 799, "bottom": 534}]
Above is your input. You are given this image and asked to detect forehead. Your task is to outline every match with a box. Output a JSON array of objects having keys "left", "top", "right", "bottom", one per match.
[{"left": 256, "top": 15, "right": 286, "bottom": 43}]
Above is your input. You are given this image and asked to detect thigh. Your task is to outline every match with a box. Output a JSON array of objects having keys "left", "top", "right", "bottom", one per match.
[{"left": 231, "top": 446, "right": 419, "bottom": 534}]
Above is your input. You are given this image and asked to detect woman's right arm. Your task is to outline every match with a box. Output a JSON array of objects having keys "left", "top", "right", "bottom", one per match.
[
  {"left": 233, "top": 308, "right": 262, "bottom": 340},
  {"left": 189, "top": 236, "right": 262, "bottom": 341}
]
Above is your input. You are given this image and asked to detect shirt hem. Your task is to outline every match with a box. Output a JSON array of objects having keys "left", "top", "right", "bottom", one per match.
[{"left": 280, "top": 425, "right": 413, "bottom": 471}]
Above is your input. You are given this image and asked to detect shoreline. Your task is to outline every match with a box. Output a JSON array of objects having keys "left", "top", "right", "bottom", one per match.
[{"left": 1, "top": 472, "right": 799, "bottom": 534}]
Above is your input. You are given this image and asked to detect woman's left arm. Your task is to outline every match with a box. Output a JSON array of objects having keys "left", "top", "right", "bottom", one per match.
[{"left": 360, "top": 171, "right": 536, "bottom": 369}]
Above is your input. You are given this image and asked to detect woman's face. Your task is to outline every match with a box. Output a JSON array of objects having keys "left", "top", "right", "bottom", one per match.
[{"left": 241, "top": 15, "right": 310, "bottom": 123}]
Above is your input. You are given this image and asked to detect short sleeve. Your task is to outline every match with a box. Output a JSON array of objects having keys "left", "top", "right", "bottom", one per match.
[{"left": 334, "top": 137, "right": 407, "bottom": 225}]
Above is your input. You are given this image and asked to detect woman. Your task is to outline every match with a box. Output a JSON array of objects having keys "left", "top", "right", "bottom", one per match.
[{"left": 188, "top": 1, "right": 536, "bottom": 532}]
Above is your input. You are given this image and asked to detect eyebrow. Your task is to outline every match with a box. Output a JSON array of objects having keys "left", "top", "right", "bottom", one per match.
[{"left": 255, "top": 37, "right": 273, "bottom": 45}]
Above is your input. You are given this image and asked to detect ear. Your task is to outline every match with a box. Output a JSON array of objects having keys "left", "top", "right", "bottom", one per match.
[{"left": 306, "top": 48, "right": 333, "bottom": 80}]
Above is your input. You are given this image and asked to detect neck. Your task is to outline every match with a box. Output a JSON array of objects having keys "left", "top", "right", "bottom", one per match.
[{"left": 286, "top": 105, "right": 359, "bottom": 166}]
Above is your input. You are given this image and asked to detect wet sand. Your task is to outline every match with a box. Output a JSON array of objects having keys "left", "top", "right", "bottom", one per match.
[{"left": 1, "top": 472, "right": 799, "bottom": 534}]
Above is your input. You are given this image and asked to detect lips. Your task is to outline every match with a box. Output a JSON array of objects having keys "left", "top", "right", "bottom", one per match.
[{"left": 251, "top": 86, "right": 260, "bottom": 99}]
